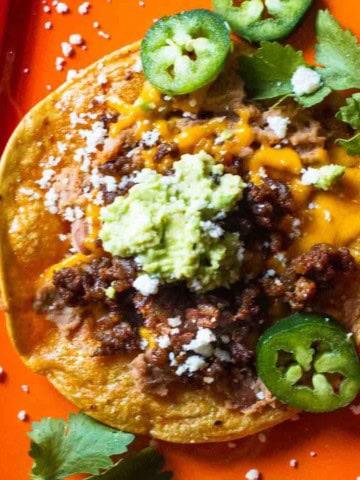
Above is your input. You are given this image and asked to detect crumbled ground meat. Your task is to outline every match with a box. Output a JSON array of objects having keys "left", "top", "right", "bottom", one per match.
[
  {"left": 98, "top": 153, "right": 144, "bottom": 179},
  {"left": 131, "top": 284, "right": 266, "bottom": 401},
  {"left": 244, "top": 179, "right": 294, "bottom": 230},
  {"left": 224, "top": 178, "right": 295, "bottom": 255},
  {"left": 52, "top": 255, "right": 137, "bottom": 307},
  {"left": 92, "top": 295, "right": 142, "bottom": 355},
  {"left": 283, "top": 244, "right": 356, "bottom": 310},
  {"left": 153, "top": 142, "right": 180, "bottom": 162}
]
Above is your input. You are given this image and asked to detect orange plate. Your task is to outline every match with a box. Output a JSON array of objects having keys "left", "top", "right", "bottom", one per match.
[{"left": 1, "top": 1, "right": 360, "bottom": 479}]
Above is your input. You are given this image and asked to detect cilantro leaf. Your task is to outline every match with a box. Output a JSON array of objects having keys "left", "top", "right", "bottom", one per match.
[
  {"left": 238, "top": 41, "right": 305, "bottom": 100},
  {"left": 296, "top": 85, "right": 331, "bottom": 108},
  {"left": 88, "top": 448, "right": 173, "bottom": 480},
  {"left": 315, "top": 10, "right": 360, "bottom": 90},
  {"left": 337, "top": 134, "right": 360, "bottom": 156},
  {"left": 336, "top": 93, "right": 360, "bottom": 129},
  {"left": 29, "top": 413, "right": 134, "bottom": 480}
]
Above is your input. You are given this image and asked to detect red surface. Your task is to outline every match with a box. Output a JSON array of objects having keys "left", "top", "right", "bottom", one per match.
[{"left": 1, "top": 1, "right": 360, "bottom": 479}]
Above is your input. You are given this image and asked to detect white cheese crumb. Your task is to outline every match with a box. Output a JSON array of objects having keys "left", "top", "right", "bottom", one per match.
[
  {"left": 93, "top": 21, "right": 100, "bottom": 29},
  {"left": 289, "top": 459, "right": 298, "bottom": 468},
  {"left": 93, "top": 191, "right": 104, "bottom": 205},
  {"left": 267, "top": 115, "right": 290, "bottom": 139},
  {"left": 55, "top": 56, "right": 65, "bottom": 71},
  {"left": 258, "top": 433, "right": 267, "bottom": 443},
  {"left": 214, "top": 348, "right": 231, "bottom": 362},
  {"left": 101, "top": 176, "right": 117, "bottom": 192},
  {"left": 200, "top": 220, "right": 224, "bottom": 239},
  {"left": 98, "top": 30, "right": 111, "bottom": 40},
  {"left": 66, "top": 69, "right": 80, "bottom": 82},
  {"left": 78, "top": 1, "right": 90, "bottom": 14},
  {"left": 183, "top": 328, "right": 216, "bottom": 357},
  {"left": 175, "top": 355, "right": 207, "bottom": 376},
  {"left": 69, "top": 34, "right": 83, "bottom": 45},
  {"left": 245, "top": 469, "right": 260, "bottom": 480},
  {"left": 63, "top": 206, "right": 84, "bottom": 222},
  {"left": 140, "top": 338, "right": 148, "bottom": 350},
  {"left": 17, "top": 410, "right": 28, "bottom": 421},
  {"left": 291, "top": 66, "right": 322, "bottom": 97},
  {"left": 0, "top": 366, "right": 4, "bottom": 380},
  {"left": 157, "top": 335, "right": 171, "bottom": 349},
  {"left": 19, "top": 187, "right": 40, "bottom": 200},
  {"left": 97, "top": 73, "right": 108, "bottom": 85},
  {"left": 44, "top": 188, "right": 59, "bottom": 214},
  {"left": 43, "top": 5, "right": 51, "bottom": 13},
  {"left": 310, "top": 451, "right": 317, "bottom": 457},
  {"left": 61, "top": 41, "right": 73, "bottom": 57},
  {"left": 133, "top": 274, "right": 159, "bottom": 296},
  {"left": 21, "top": 385, "right": 30, "bottom": 393},
  {"left": 169, "top": 352, "right": 178, "bottom": 367},
  {"left": 139, "top": 1, "right": 145, "bottom": 6},
  {"left": 55, "top": 2, "right": 69, "bottom": 14},
  {"left": 132, "top": 59, "right": 143, "bottom": 73},
  {"left": 220, "top": 335, "right": 230, "bottom": 344},
  {"left": 203, "top": 376, "right": 214, "bottom": 384},
  {"left": 44, "top": 21, "right": 53, "bottom": 30},
  {"left": 69, "top": 112, "right": 87, "bottom": 126},
  {"left": 79, "top": 121, "right": 107, "bottom": 149},
  {"left": 256, "top": 391, "right": 265, "bottom": 400},
  {"left": 58, "top": 233, "right": 68, "bottom": 242},
  {"left": 93, "top": 94, "right": 106, "bottom": 104},
  {"left": 57, "top": 141, "right": 67, "bottom": 154},
  {"left": 37, "top": 168, "right": 56, "bottom": 189},
  {"left": 168, "top": 316, "right": 182, "bottom": 327},
  {"left": 142, "top": 129, "right": 160, "bottom": 147}
]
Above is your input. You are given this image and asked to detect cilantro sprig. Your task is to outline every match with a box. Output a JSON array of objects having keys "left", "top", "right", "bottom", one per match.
[
  {"left": 238, "top": 41, "right": 331, "bottom": 107},
  {"left": 29, "top": 413, "right": 172, "bottom": 480},
  {"left": 238, "top": 42, "right": 305, "bottom": 101},
  {"left": 238, "top": 9, "right": 360, "bottom": 155},
  {"left": 239, "top": 9, "right": 360, "bottom": 101}
]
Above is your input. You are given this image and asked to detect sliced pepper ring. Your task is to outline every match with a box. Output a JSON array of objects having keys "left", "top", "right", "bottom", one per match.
[
  {"left": 213, "top": 0, "right": 313, "bottom": 42},
  {"left": 256, "top": 313, "right": 360, "bottom": 412},
  {"left": 141, "top": 9, "right": 231, "bottom": 96}
]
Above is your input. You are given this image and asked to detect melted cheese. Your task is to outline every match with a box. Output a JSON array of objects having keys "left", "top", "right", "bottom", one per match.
[
  {"left": 108, "top": 84, "right": 254, "bottom": 170},
  {"left": 293, "top": 169, "right": 360, "bottom": 254},
  {"left": 250, "top": 146, "right": 302, "bottom": 175}
]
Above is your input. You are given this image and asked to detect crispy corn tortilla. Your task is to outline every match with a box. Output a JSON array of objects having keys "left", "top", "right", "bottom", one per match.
[{"left": 0, "top": 41, "right": 305, "bottom": 443}]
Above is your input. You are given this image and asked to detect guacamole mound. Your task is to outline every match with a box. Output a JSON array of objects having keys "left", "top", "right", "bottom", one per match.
[{"left": 100, "top": 152, "right": 246, "bottom": 292}]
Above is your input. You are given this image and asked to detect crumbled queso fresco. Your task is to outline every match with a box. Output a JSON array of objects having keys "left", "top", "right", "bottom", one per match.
[{"left": 291, "top": 66, "right": 322, "bottom": 97}]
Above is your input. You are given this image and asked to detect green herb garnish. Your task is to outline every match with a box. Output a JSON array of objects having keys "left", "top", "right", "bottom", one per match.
[{"left": 29, "top": 413, "right": 172, "bottom": 480}]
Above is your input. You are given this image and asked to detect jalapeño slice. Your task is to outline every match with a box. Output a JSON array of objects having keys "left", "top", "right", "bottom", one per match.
[
  {"left": 141, "top": 9, "right": 231, "bottom": 96},
  {"left": 257, "top": 313, "right": 360, "bottom": 412},
  {"left": 213, "top": 0, "right": 313, "bottom": 42}
]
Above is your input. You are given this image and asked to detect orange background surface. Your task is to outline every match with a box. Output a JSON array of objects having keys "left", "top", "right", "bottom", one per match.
[{"left": 1, "top": 0, "right": 360, "bottom": 479}]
